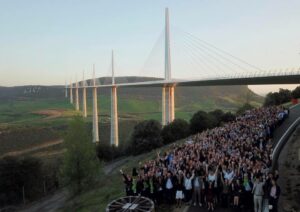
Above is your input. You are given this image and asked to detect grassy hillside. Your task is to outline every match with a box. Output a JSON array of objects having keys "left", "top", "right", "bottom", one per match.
[{"left": 0, "top": 77, "right": 263, "bottom": 158}]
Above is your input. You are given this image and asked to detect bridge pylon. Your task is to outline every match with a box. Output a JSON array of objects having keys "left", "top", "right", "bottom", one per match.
[
  {"left": 110, "top": 50, "right": 119, "bottom": 147},
  {"left": 69, "top": 79, "right": 73, "bottom": 104},
  {"left": 92, "top": 65, "right": 99, "bottom": 143},
  {"left": 82, "top": 71, "right": 87, "bottom": 118},
  {"left": 75, "top": 77, "right": 80, "bottom": 111},
  {"left": 162, "top": 8, "right": 175, "bottom": 125}
]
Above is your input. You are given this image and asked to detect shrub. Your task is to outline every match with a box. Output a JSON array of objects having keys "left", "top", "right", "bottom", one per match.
[
  {"left": 0, "top": 156, "right": 43, "bottom": 206},
  {"left": 161, "top": 119, "right": 190, "bottom": 145},
  {"left": 236, "top": 103, "right": 254, "bottom": 115},
  {"left": 96, "top": 142, "right": 123, "bottom": 162},
  {"left": 190, "top": 111, "right": 216, "bottom": 134},
  {"left": 129, "top": 120, "right": 163, "bottom": 155}
]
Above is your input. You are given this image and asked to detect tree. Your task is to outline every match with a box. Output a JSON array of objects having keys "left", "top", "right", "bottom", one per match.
[
  {"left": 278, "top": 88, "right": 292, "bottom": 103},
  {"left": 96, "top": 142, "right": 122, "bottom": 162},
  {"left": 62, "top": 116, "right": 99, "bottom": 194},
  {"left": 129, "top": 120, "right": 163, "bottom": 155},
  {"left": 236, "top": 103, "right": 254, "bottom": 115},
  {"left": 264, "top": 89, "right": 292, "bottom": 106},
  {"left": 209, "top": 109, "right": 224, "bottom": 126},
  {"left": 0, "top": 156, "right": 43, "bottom": 206},
  {"left": 221, "top": 112, "right": 236, "bottom": 123},
  {"left": 161, "top": 119, "right": 190, "bottom": 144},
  {"left": 190, "top": 111, "right": 215, "bottom": 134},
  {"left": 292, "top": 86, "right": 300, "bottom": 99}
]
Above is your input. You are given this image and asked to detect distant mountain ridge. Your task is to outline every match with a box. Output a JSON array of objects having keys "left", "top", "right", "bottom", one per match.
[{"left": 0, "top": 76, "right": 263, "bottom": 111}]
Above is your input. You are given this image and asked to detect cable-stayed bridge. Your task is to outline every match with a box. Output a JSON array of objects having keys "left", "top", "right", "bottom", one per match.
[{"left": 66, "top": 8, "right": 300, "bottom": 145}]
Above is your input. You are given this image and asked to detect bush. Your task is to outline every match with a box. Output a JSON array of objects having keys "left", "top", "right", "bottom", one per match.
[
  {"left": 96, "top": 142, "right": 123, "bottom": 162},
  {"left": 209, "top": 109, "right": 224, "bottom": 126},
  {"left": 292, "top": 86, "right": 300, "bottom": 99},
  {"left": 61, "top": 116, "right": 100, "bottom": 195},
  {"left": 264, "top": 89, "right": 292, "bottom": 106},
  {"left": 161, "top": 119, "right": 190, "bottom": 145},
  {"left": 190, "top": 111, "right": 216, "bottom": 134},
  {"left": 129, "top": 120, "right": 163, "bottom": 155},
  {"left": 221, "top": 112, "right": 236, "bottom": 123},
  {"left": 0, "top": 156, "right": 43, "bottom": 207},
  {"left": 236, "top": 103, "right": 254, "bottom": 115}
]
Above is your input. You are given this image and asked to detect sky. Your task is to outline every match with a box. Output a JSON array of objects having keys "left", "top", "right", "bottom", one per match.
[{"left": 0, "top": 0, "right": 299, "bottom": 95}]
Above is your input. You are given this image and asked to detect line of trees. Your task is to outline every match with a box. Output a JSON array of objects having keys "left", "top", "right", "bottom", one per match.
[
  {"left": 96, "top": 109, "right": 236, "bottom": 160},
  {"left": 0, "top": 156, "right": 60, "bottom": 208},
  {"left": 264, "top": 86, "right": 300, "bottom": 106},
  {"left": 0, "top": 116, "right": 103, "bottom": 208}
]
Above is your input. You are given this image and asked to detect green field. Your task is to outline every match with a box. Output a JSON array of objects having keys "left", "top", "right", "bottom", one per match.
[{"left": 0, "top": 84, "right": 263, "bottom": 160}]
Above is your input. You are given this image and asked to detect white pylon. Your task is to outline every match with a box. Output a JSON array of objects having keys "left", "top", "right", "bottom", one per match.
[
  {"left": 82, "top": 71, "right": 87, "bottom": 118},
  {"left": 75, "top": 76, "right": 79, "bottom": 111},
  {"left": 110, "top": 50, "right": 119, "bottom": 147},
  {"left": 70, "top": 79, "right": 73, "bottom": 104},
  {"left": 162, "top": 8, "right": 175, "bottom": 125},
  {"left": 65, "top": 80, "right": 68, "bottom": 98},
  {"left": 92, "top": 65, "right": 99, "bottom": 143}
]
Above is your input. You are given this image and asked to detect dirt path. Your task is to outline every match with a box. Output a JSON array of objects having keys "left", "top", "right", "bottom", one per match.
[
  {"left": 32, "top": 109, "right": 64, "bottom": 120},
  {"left": 1, "top": 139, "right": 63, "bottom": 158}
]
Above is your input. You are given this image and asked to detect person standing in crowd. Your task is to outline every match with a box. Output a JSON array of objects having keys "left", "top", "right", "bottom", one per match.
[
  {"left": 164, "top": 171, "right": 175, "bottom": 204},
  {"left": 243, "top": 173, "right": 253, "bottom": 211},
  {"left": 120, "top": 169, "right": 134, "bottom": 196},
  {"left": 175, "top": 170, "right": 184, "bottom": 208},
  {"left": 119, "top": 106, "right": 287, "bottom": 211},
  {"left": 269, "top": 179, "right": 280, "bottom": 212},
  {"left": 184, "top": 170, "right": 194, "bottom": 204},
  {"left": 252, "top": 175, "right": 265, "bottom": 212},
  {"left": 192, "top": 170, "right": 203, "bottom": 207},
  {"left": 206, "top": 181, "right": 215, "bottom": 211}
]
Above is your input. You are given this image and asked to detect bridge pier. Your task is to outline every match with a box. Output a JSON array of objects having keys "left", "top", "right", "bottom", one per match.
[
  {"left": 82, "top": 87, "right": 87, "bottom": 117},
  {"left": 75, "top": 80, "right": 79, "bottom": 111},
  {"left": 162, "top": 85, "right": 175, "bottom": 125},
  {"left": 65, "top": 81, "right": 68, "bottom": 98},
  {"left": 110, "top": 86, "right": 119, "bottom": 146},
  {"left": 70, "top": 81, "right": 73, "bottom": 104},
  {"left": 82, "top": 72, "right": 87, "bottom": 118},
  {"left": 92, "top": 87, "right": 99, "bottom": 143},
  {"left": 162, "top": 87, "right": 166, "bottom": 125},
  {"left": 110, "top": 51, "right": 119, "bottom": 147},
  {"left": 169, "top": 85, "right": 175, "bottom": 121}
]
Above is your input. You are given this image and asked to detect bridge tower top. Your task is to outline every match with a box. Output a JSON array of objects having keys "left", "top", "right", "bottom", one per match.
[{"left": 165, "top": 7, "right": 171, "bottom": 81}]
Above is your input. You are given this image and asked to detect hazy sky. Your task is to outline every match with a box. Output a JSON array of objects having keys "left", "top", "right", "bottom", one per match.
[{"left": 0, "top": 0, "right": 299, "bottom": 94}]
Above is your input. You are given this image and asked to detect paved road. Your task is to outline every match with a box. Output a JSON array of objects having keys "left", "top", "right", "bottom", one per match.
[{"left": 188, "top": 104, "right": 300, "bottom": 212}]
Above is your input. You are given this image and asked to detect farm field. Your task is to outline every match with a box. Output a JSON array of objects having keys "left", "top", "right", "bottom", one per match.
[{"left": 0, "top": 82, "right": 263, "bottom": 160}]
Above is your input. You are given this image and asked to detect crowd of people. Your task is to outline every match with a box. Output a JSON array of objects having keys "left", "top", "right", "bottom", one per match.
[{"left": 120, "top": 106, "right": 288, "bottom": 212}]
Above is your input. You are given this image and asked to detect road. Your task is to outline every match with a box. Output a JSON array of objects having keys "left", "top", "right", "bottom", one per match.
[{"left": 187, "top": 104, "right": 300, "bottom": 212}]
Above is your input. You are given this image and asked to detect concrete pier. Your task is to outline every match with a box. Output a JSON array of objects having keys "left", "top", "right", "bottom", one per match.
[
  {"left": 110, "top": 51, "right": 119, "bottom": 146},
  {"left": 92, "top": 66, "right": 99, "bottom": 143},
  {"left": 110, "top": 86, "right": 119, "bottom": 146},
  {"left": 162, "top": 87, "right": 166, "bottom": 125},
  {"left": 75, "top": 80, "right": 79, "bottom": 111},
  {"left": 82, "top": 73, "right": 87, "bottom": 118},
  {"left": 70, "top": 81, "right": 73, "bottom": 104},
  {"left": 82, "top": 87, "right": 87, "bottom": 117}
]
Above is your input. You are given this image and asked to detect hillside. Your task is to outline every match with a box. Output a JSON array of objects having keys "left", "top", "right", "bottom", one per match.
[{"left": 0, "top": 76, "right": 263, "bottom": 157}]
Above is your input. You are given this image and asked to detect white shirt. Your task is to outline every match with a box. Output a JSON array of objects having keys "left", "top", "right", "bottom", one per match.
[
  {"left": 223, "top": 170, "right": 234, "bottom": 181},
  {"left": 166, "top": 178, "right": 173, "bottom": 189},
  {"left": 184, "top": 177, "right": 193, "bottom": 190}
]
